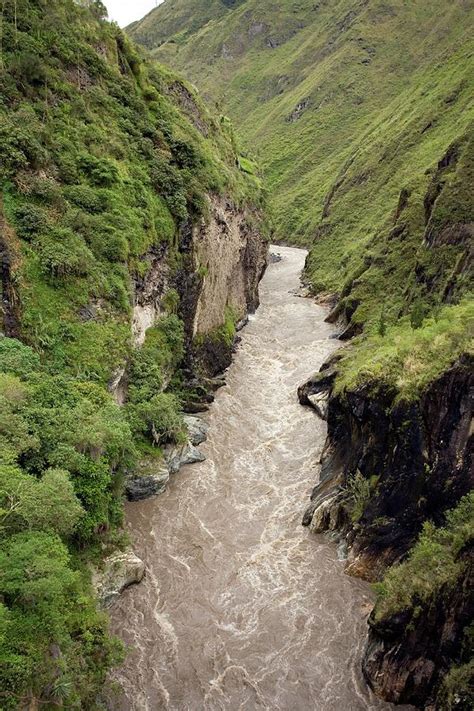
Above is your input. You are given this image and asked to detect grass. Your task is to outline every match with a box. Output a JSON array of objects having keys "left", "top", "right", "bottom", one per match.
[
  {"left": 373, "top": 492, "right": 474, "bottom": 621},
  {"left": 0, "top": 1, "right": 266, "bottom": 706},
  {"left": 134, "top": 0, "right": 474, "bottom": 401},
  {"left": 334, "top": 299, "right": 474, "bottom": 400}
]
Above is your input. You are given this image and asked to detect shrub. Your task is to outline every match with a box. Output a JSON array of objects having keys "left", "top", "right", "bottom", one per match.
[
  {"left": 0, "top": 114, "right": 46, "bottom": 179},
  {"left": 10, "top": 203, "right": 48, "bottom": 240},
  {"left": 0, "top": 337, "right": 41, "bottom": 377},
  {"left": 345, "top": 470, "right": 378, "bottom": 522},
  {"left": 38, "top": 228, "right": 94, "bottom": 279},
  {"left": 129, "top": 392, "right": 185, "bottom": 445},
  {"left": 78, "top": 153, "right": 119, "bottom": 187},
  {"left": 0, "top": 530, "right": 122, "bottom": 708},
  {"left": 0, "top": 465, "right": 84, "bottom": 538},
  {"left": 410, "top": 298, "right": 426, "bottom": 329},
  {"left": 63, "top": 184, "right": 108, "bottom": 213},
  {"left": 377, "top": 304, "right": 387, "bottom": 337},
  {"left": 162, "top": 288, "right": 180, "bottom": 314},
  {"left": 373, "top": 493, "right": 474, "bottom": 620}
]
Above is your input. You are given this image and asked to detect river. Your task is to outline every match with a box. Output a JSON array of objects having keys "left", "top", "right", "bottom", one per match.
[{"left": 109, "top": 245, "right": 401, "bottom": 711}]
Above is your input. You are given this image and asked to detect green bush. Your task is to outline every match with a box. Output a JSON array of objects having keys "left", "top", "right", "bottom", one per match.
[
  {"left": 0, "top": 530, "right": 122, "bottom": 709},
  {"left": 374, "top": 493, "right": 474, "bottom": 620},
  {"left": 38, "top": 228, "right": 94, "bottom": 279},
  {"left": 0, "top": 338, "right": 41, "bottom": 377},
  {"left": 129, "top": 392, "right": 185, "bottom": 445},
  {"left": 0, "top": 465, "right": 84, "bottom": 538},
  {"left": 10, "top": 203, "right": 48, "bottom": 240},
  {"left": 78, "top": 153, "right": 119, "bottom": 187},
  {"left": 0, "top": 0, "right": 262, "bottom": 703},
  {"left": 345, "top": 471, "right": 379, "bottom": 523},
  {"left": 63, "top": 184, "right": 109, "bottom": 213}
]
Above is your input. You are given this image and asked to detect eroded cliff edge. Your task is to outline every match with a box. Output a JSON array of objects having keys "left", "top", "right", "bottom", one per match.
[
  {"left": 300, "top": 354, "right": 473, "bottom": 709},
  {"left": 295, "top": 122, "right": 473, "bottom": 708}
]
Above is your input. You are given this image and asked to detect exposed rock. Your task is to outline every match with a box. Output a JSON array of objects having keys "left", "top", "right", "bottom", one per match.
[
  {"left": 109, "top": 364, "right": 127, "bottom": 405},
  {"left": 301, "top": 353, "right": 473, "bottom": 706},
  {"left": 183, "top": 415, "right": 209, "bottom": 445},
  {"left": 167, "top": 79, "right": 209, "bottom": 137},
  {"left": 303, "top": 354, "right": 473, "bottom": 577},
  {"left": 94, "top": 551, "right": 145, "bottom": 608},
  {"left": 338, "top": 320, "right": 362, "bottom": 340},
  {"left": 286, "top": 97, "right": 310, "bottom": 123},
  {"left": 248, "top": 21, "right": 267, "bottom": 37},
  {"left": 203, "top": 375, "right": 227, "bottom": 390},
  {"left": 363, "top": 555, "right": 473, "bottom": 708},
  {"left": 297, "top": 354, "right": 340, "bottom": 410},
  {"left": 125, "top": 463, "right": 170, "bottom": 501},
  {"left": 309, "top": 491, "right": 346, "bottom": 533},
  {"left": 184, "top": 401, "right": 210, "bottom": 414},
  {"left": 165, "top": 440, "right": 206, "bottom": 475},
  {"left": 307, "top": 391, "right": 329, "bottom": 420},
  {"left": 236, "top": 315, "right": 249, "bottom": 331},
  {"left": 177, "top": 195, "right": 267, "bottom": 377},
  {"left": 132, "top": 243, "right": 169, "bottom": 348}
]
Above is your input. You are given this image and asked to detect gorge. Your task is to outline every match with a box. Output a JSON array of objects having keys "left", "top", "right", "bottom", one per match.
[
  {"left": 0, "top": 1, "right": 472, "bottom": 709},
  {"left": 109, "top": 246, "right": 411, "bottom": 711}
]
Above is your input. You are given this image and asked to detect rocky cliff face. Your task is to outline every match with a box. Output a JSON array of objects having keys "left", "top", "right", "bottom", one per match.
[
  {"left": 363, "top": 556, "right": 473, "bottom": 709},
  {"left": 125, "top": 194, "right": 267, "bottom": 385},
  {"left": 300, "top": 354, "right": 473, "bottom": 706},
  {"left": 0, "top": 1, "right": 268, "bottom": 704},
  {"left": 301, "top": 354, "right": 473, "bottom": 578},
  {"left": 177, "top": 195, "right": 267, "bottom": 377}
]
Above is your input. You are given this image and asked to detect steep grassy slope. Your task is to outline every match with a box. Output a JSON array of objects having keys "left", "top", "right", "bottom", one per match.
[
  {"left": 128, "top": 0, "right": 234, "bottom": 46},
  {"left": 0, "top": 0, "right": 265, "bottom": 707},
  {"left": 131, "top": 4, "right": 473, "bottom": 240},
  {"left": 130, "top": 0, "right": 473, "bottom": 357}
]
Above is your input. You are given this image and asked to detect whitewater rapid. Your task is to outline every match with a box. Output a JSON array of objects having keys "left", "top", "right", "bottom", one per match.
[{"left": 109, "top": 246, "right": 402, "bottom": 711}]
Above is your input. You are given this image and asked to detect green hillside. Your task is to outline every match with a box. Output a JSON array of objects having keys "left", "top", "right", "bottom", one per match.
[
  {"left": 131, "top": 0, "right": 474, "bottom": 392},
  {"left": 129, "top": 2, "right": 474, "bottom": 705},
  {"left": 130, "top": 1, "right": 473, "bottom": 287},
  {"left": 0, "top": 0, "right": 262, "bottom": 706}
]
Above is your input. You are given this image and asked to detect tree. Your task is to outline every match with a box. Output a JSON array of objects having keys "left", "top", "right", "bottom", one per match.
[
  {"left": 410, "top": 298, "right": 426, "bottom": 329},
  {"left": 0, "top": 465, "right": 84, "bottom": 538}
]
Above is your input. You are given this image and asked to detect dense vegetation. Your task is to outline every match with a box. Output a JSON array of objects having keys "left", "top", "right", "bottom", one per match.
[
  {"left": 372, "top": 494, "right": 474, "bottom": 708},
  {"left": 374, "top": 493, "right": 473, "bottom": 622},
  {"left": 0, "top": 0, "right": 262, "bottom": 706}
]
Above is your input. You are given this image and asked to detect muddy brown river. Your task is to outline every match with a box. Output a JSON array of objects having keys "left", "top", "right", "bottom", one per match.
[{"left": 109, "top": 246, "right": 403, "bottom": 711}]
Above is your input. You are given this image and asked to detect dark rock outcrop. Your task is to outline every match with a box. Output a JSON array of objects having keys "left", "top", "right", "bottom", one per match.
[
  {"left": 363, "top": 554, "right": 473, "bottom": 708},
  {"left": 302, "top": 354, "right": 473, "bottom": 578},
  {"left": 301, "top": 353, "right": 473, "bottom": 706},
  {"left": 125, "top": 464, "right": 170, "bottom": 501}
]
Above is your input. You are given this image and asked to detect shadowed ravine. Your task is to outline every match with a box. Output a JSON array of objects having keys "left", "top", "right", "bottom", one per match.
[{"left": 109, "top": 246, "right": 402, "bottom": 711}]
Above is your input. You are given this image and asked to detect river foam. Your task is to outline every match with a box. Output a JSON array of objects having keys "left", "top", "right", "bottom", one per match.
[{"left": 109, "top": 246, "right": 406, "bottom": 711}]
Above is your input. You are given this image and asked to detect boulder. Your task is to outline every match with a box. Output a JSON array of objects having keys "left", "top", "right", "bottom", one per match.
[
  {"left": 165, "top": 440, "right": 206, "bottom": 475},
  {"left": 125, "top": 463, "right": 170, "bottom": 501},
  {"left": 307, "top": 391, "right": 329, "bottom": 420},
  {"left": 183, "top": 415, "right": 209, "bottom": 445},
  {"left": 94, "top": 551, "right": 145, "bottom": 608}
]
